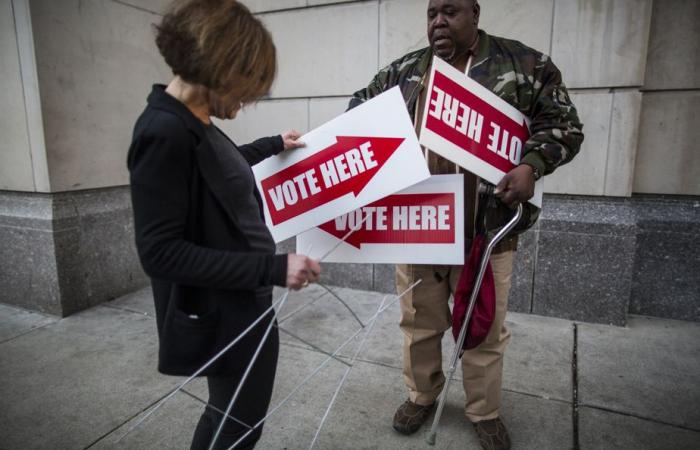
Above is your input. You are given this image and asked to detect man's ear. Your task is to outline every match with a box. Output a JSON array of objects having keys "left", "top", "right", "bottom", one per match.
[{"left": 473, "top": 1, "right": 481, "bottom": 24}]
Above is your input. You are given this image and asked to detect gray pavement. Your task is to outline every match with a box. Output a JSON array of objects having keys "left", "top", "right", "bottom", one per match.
[{"left": 1, "top": 285, "right": 699, "bottom": 450}]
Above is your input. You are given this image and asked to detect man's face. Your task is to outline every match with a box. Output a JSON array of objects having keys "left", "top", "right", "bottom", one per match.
[{"left": 427, "top": 0, "right": 480, "bottom": 62}]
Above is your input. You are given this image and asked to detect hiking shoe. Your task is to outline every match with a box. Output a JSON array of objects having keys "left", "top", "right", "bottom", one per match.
[
  {"left": 392, "top": 399, "right": 434, "bottom": 435},
  {"left": 473, "top": 417, "right": 511, "bottom": 450}
]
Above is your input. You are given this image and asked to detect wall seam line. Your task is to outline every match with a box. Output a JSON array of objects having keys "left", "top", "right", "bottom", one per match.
[
  {"left": 548, "top": 0, "right": 555, "bottom": 56},
  {"left": 11, "top": 0, "right": 51, "bottom": 193},
  {"left": 11, "top": 0, "right": 37, "bottom": 192},
  {"left": 377, "top": 0, "right": 381, "bottom": 71},
  {"left": 255, "top": 0, "right": 374, "bottom": 16},
  {"left": 8, "top": 0, "right": 36, "bottom": 192},
  {"left": 602, "top": 92, "right": 616, "bottom": 194},
  {"left": 108, "top": 0, "right": 160, "bottom": 15}
]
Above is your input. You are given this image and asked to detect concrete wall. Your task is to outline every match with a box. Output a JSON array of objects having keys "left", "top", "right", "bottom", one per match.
[
  {"left": 0, "top": 0, "right": 49, "bottom": 192},
  {"left": 1, "top": 0, "right": 698, "bottom": 322},
  {"left": 29, "top": 0, "right": 171, "bottom": 192},
  {"left": 5, "top": 0, "right": 693, "bottom": 197},
  {"left": 634, "top": 0, "right": 700, "bottom": 195},
  {"left": 222, "top": 0, "right": 698, "bottom": 325},
  {"left": 1, "top": 0, "right": 170, "bottom": 194},
  {"left": 0, "top": 0, "right": 33, "bottom": 191},
  {"left": 225, "top": 0, "right": 664, "bottom": 200},
  {"left": 0, "top": 0, "right": 168, "bottom": 315}
]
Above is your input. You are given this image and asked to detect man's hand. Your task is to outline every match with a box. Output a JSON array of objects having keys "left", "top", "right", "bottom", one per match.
[
  {"left": 286, "top": 254, "right": 321, "bottom": 290},
  {"left": 494, "top": 164, "right": 536, "bottom": 207},
  {"left": 281, "top": 130, "right": 305, "bottom": 151}
]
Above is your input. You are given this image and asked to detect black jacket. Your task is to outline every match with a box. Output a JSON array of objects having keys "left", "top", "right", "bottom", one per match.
[{"left": 128, "top": 85, "right": 287, "bottom": 376}]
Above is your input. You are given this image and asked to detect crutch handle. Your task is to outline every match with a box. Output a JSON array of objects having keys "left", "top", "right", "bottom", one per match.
[
  {"left": 477, "top": 181, "right": 495, "bottom": 196},
  {"left": 426, "top": 199, "right": 523, "bottom": 446}
]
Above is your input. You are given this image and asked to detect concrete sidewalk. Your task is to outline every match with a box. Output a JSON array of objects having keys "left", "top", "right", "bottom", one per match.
[{"left": 1, "top": 285, "right": 699, "bottom": 450}]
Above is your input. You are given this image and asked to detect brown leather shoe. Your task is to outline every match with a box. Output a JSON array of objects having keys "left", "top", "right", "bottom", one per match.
[
  {"left": 472, "top": 417, "right": 511, "bottom": 450},
  {"left": 392, "top": 399, "right": 434, "bottom": 435}
]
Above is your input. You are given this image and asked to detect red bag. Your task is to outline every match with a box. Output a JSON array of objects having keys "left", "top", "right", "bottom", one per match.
[{"left": 452, "top": 234, "right": 496, "bottom": 351}]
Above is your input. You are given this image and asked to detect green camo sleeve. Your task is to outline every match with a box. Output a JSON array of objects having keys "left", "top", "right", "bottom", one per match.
[
  {"left": 348, "top": 66, "right": 391, "bottom": 111},
  {"left": 522, "top": 58, "right": 584, "bottom": 176}
]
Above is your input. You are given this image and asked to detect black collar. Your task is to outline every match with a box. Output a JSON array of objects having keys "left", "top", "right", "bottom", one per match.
[
  {"left": 147, "top": 85, "right": 248, "bottom": 227},
  {"left": 147, "top": 84, "right": 207, "bottom": 139}
]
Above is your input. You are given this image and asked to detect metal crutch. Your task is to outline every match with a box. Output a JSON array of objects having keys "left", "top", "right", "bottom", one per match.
[{"left": 426, "top": 186, "right": 523, "bottom": 446}]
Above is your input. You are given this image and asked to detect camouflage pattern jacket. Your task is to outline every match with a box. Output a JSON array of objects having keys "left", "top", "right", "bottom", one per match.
[{"left": 349, "top": 30, "right": 584, "bottom": 232}]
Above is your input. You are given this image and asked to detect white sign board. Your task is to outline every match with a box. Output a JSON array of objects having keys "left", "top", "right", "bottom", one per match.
[
  {"left": 297, "top": 175, "right": 465, "bottom": 265},
  {"left": 419, "top": 56, "right": 543, "bottom": 207},
  {"left": 254, "top": 87, "right": 430, "bottom": 242}
]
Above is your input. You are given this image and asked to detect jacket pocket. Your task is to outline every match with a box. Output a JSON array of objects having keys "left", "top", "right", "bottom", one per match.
[{"left": 161, "top": 290, "right": 219, "bottom": 369}]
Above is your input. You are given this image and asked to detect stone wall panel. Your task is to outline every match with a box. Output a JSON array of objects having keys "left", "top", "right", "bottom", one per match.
[
  {"left": 216, "top": 99, "right": 309, "bottom": 145},
  {"left": 309, "top": 97, "right": 351, "bottom": 128},
  {"left": 605, "top": 89, "right": 643, "bottom": 197},
  {"left": 552, "top": 0, "right": 653, "bottom": 88},
  {"left": 543, "top": 90, "right": 612, "bottom": 196},
  {"left": 261, "top": 3, "right": 378, "bottom": 98},
  {"left": 643, "top": 0, "right": 700, "bottom": 90},
  {"left": 633, "top": 91, "right": 700, "bottom": 195},
  {"left": 0, "top": 0, "right": 34, "bottom": 191},
  {"left": 29, "top": 0, "right": 171, "bottom": 192}
]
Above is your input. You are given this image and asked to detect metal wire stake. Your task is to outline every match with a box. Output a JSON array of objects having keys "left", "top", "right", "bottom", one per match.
[
  {"left": 308, "top": 292, "right": 389, "bottom": 449},
  {"left": 426, "top": 204, "right": 523, "bottom": 446},
  {"left": 180, "top": 389, "right": 252, "bottom": 430},
  {"left": 277, "top": 325, "right": 351, "bottom": 367},
  {"left": 278, "top": 283, "right": 364, "bottom": 330},
  {"left": 318, "top": 282, "right": 365, "bottom": 328},
  {"left": 210, "top": 244, "right": 311, "bottom": 449},
  {"left": 225, "top": 279, "right": 423, "bottom": 450},
  {"left": 318, "top": 214, "right": 370, "bottom": 262},
  {"left": 208, "top": 290, "right": 291, "bottom": 450},
  {"left": 280, "top": 225, "right": 366, "bottom": 327},
  {"left": 114, "top": 292, "right": 290, "bottom": 443},
  {"left": 278, "top": 292, "right": 324, "bottom": 324},
  {"left": 280, "top": 221, "right": 368, "bottom": 327}
]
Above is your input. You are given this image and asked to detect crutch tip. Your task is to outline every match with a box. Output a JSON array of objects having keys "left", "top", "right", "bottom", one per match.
[{"left": 426, "top": 432, "right": 437, "bottom": 445}]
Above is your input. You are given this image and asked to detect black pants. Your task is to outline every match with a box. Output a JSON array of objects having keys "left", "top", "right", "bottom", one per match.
[{"left": 191, "top": 327, "right": 279, "bottom": 450}]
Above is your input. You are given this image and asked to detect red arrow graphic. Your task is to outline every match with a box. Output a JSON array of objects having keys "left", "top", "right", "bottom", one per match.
[
  {"left": 425, "top": 71, "right": 530, "bottom": 174},
  {"left": 261, "top": 136, "right": 404, "bottom": 225},
  {"left": 318, "top": 193, "right": 455, "bottom": 249}
]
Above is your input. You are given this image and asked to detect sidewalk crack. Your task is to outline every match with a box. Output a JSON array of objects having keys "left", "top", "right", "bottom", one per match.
[
  {"left": 572, "top": 323, "right": 580, "bottom": 450},
  {"left": 578, "top": 403, "right": 700, "bottom": 434},
  {"left": 0, "top": 321, "right": 55, "bottom": 345},
  {"left": 82, "top": 391, "right": 170, "bottom": 449}
]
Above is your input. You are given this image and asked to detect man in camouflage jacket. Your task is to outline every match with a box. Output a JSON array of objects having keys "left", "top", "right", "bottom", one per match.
[{"left": 348, "top": 1, "right": 583, "bottom": 449}]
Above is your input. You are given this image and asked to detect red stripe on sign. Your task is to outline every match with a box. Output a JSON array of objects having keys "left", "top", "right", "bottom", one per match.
[
  {"left": 318, "top": 193, "right": 455, "bottom": 249},
  {"left": 260, "top": 136, "right": 404, "bottom": 225},
  {"left": 425, "top": 71, "right": 530, "bottom": 174}
]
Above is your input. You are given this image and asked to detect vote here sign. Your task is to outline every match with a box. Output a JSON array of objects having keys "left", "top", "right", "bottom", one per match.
[
  {"left": 254, "top": 86, "right": 430, "bottom": 242},
  {"left": 297, "top": 175, "right": 464, "bottom": 265},
  {"left": 419, "top": 56, "right": 543, "bottom": 207}
]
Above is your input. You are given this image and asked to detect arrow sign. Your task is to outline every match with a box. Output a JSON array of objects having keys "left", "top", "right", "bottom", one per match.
[
  {"left": 317, "top": 193, "right": 455, "bottom": 248},
  {"left": 260, "top": 136, "right": 404, "bottom": 225},
  {"left": 426, "top": 71, "right": 529, "bottom": 174},
  {"left": 253, "top": 86, "right": 430, "bottom": 243},
  {"left": 419, "top": 56, "right": 543, "bottom": 207},
  {"left": 297, "top": 175, "right": 464, "bottom": 265}
]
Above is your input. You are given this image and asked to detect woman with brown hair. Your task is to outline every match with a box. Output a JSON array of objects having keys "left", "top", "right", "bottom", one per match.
[{"left": 127, "top": 1, "right": 321, "bottom": 448}]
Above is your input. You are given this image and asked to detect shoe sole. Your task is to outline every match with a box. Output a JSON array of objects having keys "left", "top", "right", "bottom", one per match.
[{"left": 392, "top": 423, "right": 422, "bottom": 435}]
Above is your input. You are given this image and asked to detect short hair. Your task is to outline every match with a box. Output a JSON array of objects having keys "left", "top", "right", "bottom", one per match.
[{"left": 155, "top": 0, "right": 276, "bottom": 104}]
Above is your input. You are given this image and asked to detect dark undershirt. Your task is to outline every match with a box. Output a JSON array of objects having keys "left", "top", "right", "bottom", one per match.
[{"left": 205, "top": 125, "right": 275, "bottom": 297}]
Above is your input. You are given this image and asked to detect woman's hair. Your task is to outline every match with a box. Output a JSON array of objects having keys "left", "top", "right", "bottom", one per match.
[{"left": 155, "top": 0, "right": 276, "bottom": 104}]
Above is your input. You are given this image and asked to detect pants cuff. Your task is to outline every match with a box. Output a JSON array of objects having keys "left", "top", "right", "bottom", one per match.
[{"left": 466, "top": 409, "right": 500, "bottom": 423}]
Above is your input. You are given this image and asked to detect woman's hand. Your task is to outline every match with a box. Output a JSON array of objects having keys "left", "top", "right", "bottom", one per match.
[
  {"left": 282, "top": 130, "right": 306, "bottom": 151},
  {"left": 286, "top": 254, "right": 321, "bottom": 290}
]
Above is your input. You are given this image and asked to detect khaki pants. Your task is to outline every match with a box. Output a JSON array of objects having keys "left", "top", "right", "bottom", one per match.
[{"left": 396, "top": 250, "right": 514, "bottom": 422}]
